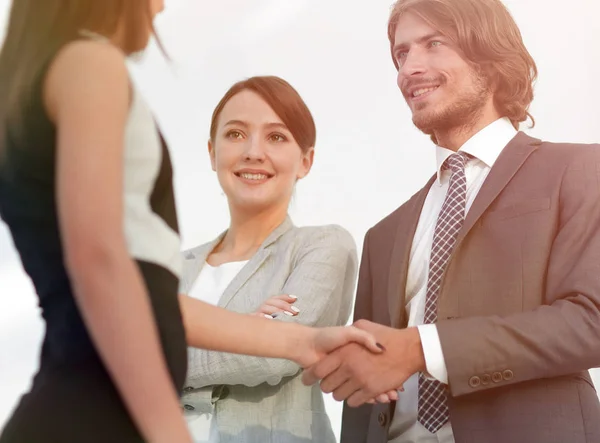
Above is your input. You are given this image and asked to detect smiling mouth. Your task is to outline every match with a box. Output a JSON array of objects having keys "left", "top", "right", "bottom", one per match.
[
  {"left": 411, "top": 85, "right": 440, "bottom": 99},
  {"left": 235, "top": 172, "right": 273, "bottom": 181}
]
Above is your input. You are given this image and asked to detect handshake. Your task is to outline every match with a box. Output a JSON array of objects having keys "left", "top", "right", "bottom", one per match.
[
  {"left": 298, "top": 319, "right": 425, "bottom": 406},
  {"left": 252, "top": 295, "right": 426, "bottom": 407}
]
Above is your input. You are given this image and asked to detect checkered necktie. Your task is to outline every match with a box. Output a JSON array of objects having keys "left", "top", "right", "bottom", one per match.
[{"left": 417, "top": 152, "right": 470, "bottom": 434}]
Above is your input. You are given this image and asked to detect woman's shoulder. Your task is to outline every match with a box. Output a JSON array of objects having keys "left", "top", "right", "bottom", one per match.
[
  {"left": 49, "top": 38, "right": 128, "bottom": 82},
  {"left": 285, "top": 223, "right": 357, "bottom": 252},
  {"left": 44, "top": 39, "right": 130, "bottom": 118}
]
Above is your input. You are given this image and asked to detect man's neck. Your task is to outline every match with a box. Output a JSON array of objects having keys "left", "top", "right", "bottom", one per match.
[{"left": 434, "top": 104, "right": 503, "bottom": 151}]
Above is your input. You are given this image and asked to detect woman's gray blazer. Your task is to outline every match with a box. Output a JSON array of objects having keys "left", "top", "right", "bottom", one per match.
[{"left": 179, "top": 217, "right": 358, "bottom": 443}]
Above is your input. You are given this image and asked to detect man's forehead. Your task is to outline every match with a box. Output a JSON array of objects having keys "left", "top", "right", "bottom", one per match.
[{"left": 393, "top": 12, "right": 441, "bottom": 47}]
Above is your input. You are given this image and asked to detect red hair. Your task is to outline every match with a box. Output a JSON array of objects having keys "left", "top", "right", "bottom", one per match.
[{"left": 209, "top": 76, "right": 316, "bottom": 153}]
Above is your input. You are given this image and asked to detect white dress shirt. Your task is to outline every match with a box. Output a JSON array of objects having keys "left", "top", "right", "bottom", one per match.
[
  {"left": 185, "top": 260, "right": 248, "bottom": 443},
  {"left": 388, "top": 118, "right": 517, "bottom": 443}
]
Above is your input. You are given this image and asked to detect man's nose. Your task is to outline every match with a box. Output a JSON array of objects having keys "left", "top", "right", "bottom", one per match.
[{"left": 399, "top": 49, "right": 427, "bottom": 78}]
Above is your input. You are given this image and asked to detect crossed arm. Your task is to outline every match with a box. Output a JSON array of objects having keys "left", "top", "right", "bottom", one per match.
[{"left": 182, "top": 227, "right": 359, "bottom": 388}]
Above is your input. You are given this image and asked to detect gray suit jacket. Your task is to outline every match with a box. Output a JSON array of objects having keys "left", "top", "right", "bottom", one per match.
[
  {"left": 341, "top": 133, "right": 600, "bottom": 443},
  {"left": 180, "top": 217, "right": 358, "bottom": 443}
]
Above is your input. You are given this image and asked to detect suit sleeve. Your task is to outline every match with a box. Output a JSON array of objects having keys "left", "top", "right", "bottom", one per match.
[
  {"left": 341, "top": 229, "right": 375, "bottom": 443},
  {"left": 185, "top": 225, "right": 358, "bottom": 388},
  {"left": 437, "top": 146, "right": 600, "bottom": 397}
]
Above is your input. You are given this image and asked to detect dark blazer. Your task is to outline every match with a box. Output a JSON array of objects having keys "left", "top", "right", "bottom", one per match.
[{"left": 341, "top": 132, "right": 600, "bottom": 443}]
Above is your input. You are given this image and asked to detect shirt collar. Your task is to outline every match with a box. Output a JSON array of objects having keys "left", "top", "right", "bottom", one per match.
[{"left": 435, "top": 117, "right": 517, "bottom": 184}]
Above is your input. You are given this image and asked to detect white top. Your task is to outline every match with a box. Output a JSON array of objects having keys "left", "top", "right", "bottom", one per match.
[
  {"left": 122, "top": 83, "right": 183, "bottom": 277},
  {"left": 389, "top": 118, "right": 518, "bottom": 443},
  {"left": 185, "top": 260, "right": 248, "bottom": 443},
  {"left": 79, "top": 29, "right": 183, "bottom": 278},
  {"left": 188, "top": 260, "right": 249, "bottom": 305}
]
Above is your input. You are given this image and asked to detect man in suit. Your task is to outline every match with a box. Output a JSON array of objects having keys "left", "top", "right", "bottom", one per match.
[{"left": 301, "top": 0, "right": 600, "bottom": 442}]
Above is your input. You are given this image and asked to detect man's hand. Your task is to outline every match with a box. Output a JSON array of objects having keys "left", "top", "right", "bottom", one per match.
[{"left": 302, "top": 320, "right": 426, "bottom": 407}]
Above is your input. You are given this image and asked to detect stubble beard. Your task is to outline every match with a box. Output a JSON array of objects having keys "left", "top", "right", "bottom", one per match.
[{"left": 411, "top": 73, "right": 490, "bottom": 139}]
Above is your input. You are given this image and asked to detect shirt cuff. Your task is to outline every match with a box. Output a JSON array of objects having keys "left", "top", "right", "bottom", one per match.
[{"left": 417, "top": 324, "right": 448, "bottom": 384}]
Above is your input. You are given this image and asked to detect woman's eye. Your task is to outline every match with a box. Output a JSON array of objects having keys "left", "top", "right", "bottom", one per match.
[
  {"left": 270, "top": 134, "right": 286, "bottom": 142},
  {"left": 226, "top": 131, "right": 243, "bottom": 139}
]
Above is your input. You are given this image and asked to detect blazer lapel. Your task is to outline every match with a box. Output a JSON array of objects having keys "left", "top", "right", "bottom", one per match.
[
  {"left": 456, "top": 131, "right": 542, "bottom": 246},
  {"left": 388, "top": 175, "right": 436, "bottom": 329},
  {"left": 181, "top": 234, "right": 225, "bottom": 294},
  {"left": 218, "top": 217, "right": 294, "bottom": 309}
]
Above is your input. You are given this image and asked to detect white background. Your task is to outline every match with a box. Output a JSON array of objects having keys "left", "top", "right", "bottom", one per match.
[{"left": 0, "top": 0, "right": 598, "bottom": 440}]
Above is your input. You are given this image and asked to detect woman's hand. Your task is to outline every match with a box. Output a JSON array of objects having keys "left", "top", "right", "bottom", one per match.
[
  {"left": 292, "top": 325, "right": 384, "bottom": 369},
  {"left": 251, "top": 294, "right": 299, "bottom": 319}
]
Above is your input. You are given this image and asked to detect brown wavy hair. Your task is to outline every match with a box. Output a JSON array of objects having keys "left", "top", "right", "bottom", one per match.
[
  {"left": 387, "top": 0, "right": 537, "bottom": 130},
  {"left": 209, "top": 76, "right": 316, "bottom": 153}
]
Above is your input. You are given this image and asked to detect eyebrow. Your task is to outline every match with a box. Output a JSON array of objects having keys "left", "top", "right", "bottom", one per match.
[
  {"left": 393, "top": 31, "right": 445, "bottom": 53},
  {"left": 264, "top": 122, "right": 289, "bottom": 131},
  {"left": 223, "top": 120, "right": 289, "bottom": 131},
  {"left": 223, "top": 119, "right": 248, "bottom": 128}
]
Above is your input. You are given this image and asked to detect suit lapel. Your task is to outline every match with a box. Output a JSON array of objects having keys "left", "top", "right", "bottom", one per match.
[
  {"left": 218, "top": 217, "right": 294, "bottom": 309},
  {"left": 386, "top": 132, "right": 540, "bottom": 328},
  {"left": 456, "top": 131, "right": 541, "bottom": 246},
  {"left": 388, "top": 175, "right": 436, "bottom": 329}
]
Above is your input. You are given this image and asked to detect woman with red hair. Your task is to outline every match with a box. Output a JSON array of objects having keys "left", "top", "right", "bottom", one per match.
[{"left": 178, "top": 76, "right": 358, "bottom": 443}]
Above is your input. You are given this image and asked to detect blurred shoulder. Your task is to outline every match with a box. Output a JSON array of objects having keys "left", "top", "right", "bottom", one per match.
[
  {"left": 45, "top": 38, "right": 130, "bottom": 114},
  {"left": 48, "top": 38, "right": 128, "bottom": 83}
]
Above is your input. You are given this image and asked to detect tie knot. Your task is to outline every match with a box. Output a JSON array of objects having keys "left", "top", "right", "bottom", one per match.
[{"left": 442, "top": 152, "right": 470, "bottom": 174}]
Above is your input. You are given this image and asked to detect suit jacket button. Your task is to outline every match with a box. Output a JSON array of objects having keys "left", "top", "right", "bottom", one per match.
[
  {"left": 492, "top": 372, "right": 503, "bottom": 383},
  {"left": 468, "top": 376, "right": 481, "bottom": 388},
  {"left": 502, "top": 369, "right": 514, "bottom": 381},
  {"left": 377, "top": 412, "right": 388, "bottom": 427},
  {"left": 481, "top": 374, "right": 491, "bottom": 385}
]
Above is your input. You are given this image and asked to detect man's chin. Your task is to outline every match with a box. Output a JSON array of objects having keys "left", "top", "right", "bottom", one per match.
[{"left": 412, "top": 113, "right": 438, "bottom": 135}]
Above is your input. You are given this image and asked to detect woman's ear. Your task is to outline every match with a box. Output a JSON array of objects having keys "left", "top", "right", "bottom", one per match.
[
  {"left": 208, "top": 139, "right": 216, "bottom": 172},
  {"left": 297, "top": 147, "right": 314, "bottom": 180}
]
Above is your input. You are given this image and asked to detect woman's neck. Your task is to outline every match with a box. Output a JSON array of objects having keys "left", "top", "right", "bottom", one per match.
[{"left": 207, "top": 206, "right": 288, "bottom": 266}]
